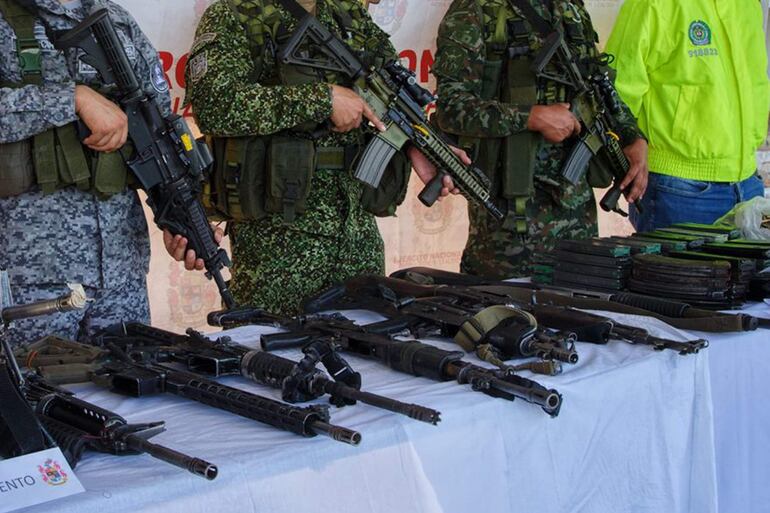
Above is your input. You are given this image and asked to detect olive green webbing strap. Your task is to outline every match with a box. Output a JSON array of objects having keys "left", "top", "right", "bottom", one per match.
[
  {"left": 455, "top": 305, "right": 538, "bottom": 366},
  {"left": 32, "top": 129, "right": 58, "bottom": 194},
  {"left": 55, "top": 124, "right": 90, "bottom": 191},
  {"left": 0, "top": 0, "right": 43, "bottom": 85}
]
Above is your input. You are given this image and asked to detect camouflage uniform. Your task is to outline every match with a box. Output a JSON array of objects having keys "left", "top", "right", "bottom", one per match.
[
  {"left": 185, "top": 0, "right": 398, "bottom": 315},
  {"left": 433, "top": 0, "right": 643, "bottom": 279},
  {"left": 0, "top": 0, "right": 171, "bottom": 346}
]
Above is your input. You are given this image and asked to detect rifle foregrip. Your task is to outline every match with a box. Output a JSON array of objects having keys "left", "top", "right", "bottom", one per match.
[
  {"left": 418, "top": 173, "right": 446, "bottom": 207},
  {"left": 261, "top": 333, "right": 313, "bottom": 352}
]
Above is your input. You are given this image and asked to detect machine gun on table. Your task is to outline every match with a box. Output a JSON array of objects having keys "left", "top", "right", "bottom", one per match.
[
  {"left": 387, "top": 268, "right": 709, "bottom": 355},
  {"left": 1, "top": 285, "right": 216, "bottom": 480},
  {"left": 94, "top": 323, "right": 441, "bottom": 425},
  {"left": 300, "top": 278, "right": 580, "bottom": 370},
  {"left": 208, "top": 309, "right": 563, "bottom": 417}
]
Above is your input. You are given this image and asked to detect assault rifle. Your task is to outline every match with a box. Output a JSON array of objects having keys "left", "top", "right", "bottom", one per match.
[
  {"left": 533, "top": 31, "right": 641, "bottom": 216},
  {"left": 275, "top": 2, "right": 504, "bottom": 220},
  {"left": 1, "top": 284, "right": 87, "bottom": 459},
  {"left": 87, "top": 342, "right": 362, "bottom": 445},
  {"left": 89, "top": 322, "right": 440, "bottom": 425},
  {"left": 22, "top": 373, "right": 218, "bottom": 480},
  {"left": 388, "top": 268, "right": 709, "bottom": 354},
  {"left": 55, "top": 10, "right": 235, "bottom": 308},
  {"left": 302, "top": 279, "right": 579, "bottom": 368},
  {"left": 209, "top": 309, "right": 563, "bottom": 417}
]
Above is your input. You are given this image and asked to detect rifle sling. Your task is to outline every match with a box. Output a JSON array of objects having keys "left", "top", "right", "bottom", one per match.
[{"left": 506, "top": 0, "right": 554, "bottom": 38}]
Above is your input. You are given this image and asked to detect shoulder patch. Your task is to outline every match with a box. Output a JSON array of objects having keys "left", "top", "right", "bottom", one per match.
[
  {"left": 191, "top": 32, "right": 218, "bottom": 54},
  {"left": 150, "top": 63, "right": 170, "bottom": 93},
  {"left": 189, "top": 53, "right": 209, "bottom": 83}
]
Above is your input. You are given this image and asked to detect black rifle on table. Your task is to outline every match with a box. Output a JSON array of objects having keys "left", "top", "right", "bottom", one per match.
[
  {"left": 532, "top": 31, "right": 641, "bottom": 217},
  {"left": 88, "top": 322, "right": 440, "bottom": 425},
  {"left": 274, "top": 0, "right": 504, "bottom": 220},
  {"left": 55, "top": 10, "right": 235, "bottom": 308},
  {"left": 388, "top": 268, "right": 709, "bottom": 355},
  {"left": 1, "top": 284, "right": 88, "bottom": 460},
  {"left": 301, "top": 278, "right": 579, "bottom": 370},
  {"left": 208, "top": 309, "right": 563, "bottom": 417},
  {"left": 22, "top": 373, "right": 218, "bottom": 480},
  {"left": 83, "top": 341, "right": 362, "bottom": 445}
]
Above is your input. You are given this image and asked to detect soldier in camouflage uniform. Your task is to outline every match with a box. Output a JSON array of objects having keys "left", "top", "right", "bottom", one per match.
[
  {"left": 0, "top": 0, "right": 171, "bottom": 346},
  {"left": 432, "top": 0, "right": 648, "bottom": 279},
  {"left": 181, "top": 0, "right": 461, "bottom": 315}
]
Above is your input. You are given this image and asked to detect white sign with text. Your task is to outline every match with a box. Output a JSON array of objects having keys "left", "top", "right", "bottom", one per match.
[{"left": 0, "top": 448, "right": 84, "bottom": 513}]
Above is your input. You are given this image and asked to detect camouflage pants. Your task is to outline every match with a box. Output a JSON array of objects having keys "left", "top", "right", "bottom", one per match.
[
  {"left": 3, "top": 277, "right": 151, "bottom": 348},
  {"left": 229, "top": 169, "right": 385, "bottom": 315},
  {"left": 461, "top": 146, "right": 599, "bottom": 279}
]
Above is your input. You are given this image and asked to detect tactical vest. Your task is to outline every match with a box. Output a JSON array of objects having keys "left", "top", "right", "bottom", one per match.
[
  {"left": 438, "top": 0, "right": 600, "bottom": 233},
  {"left": 0, "top": 0, "right": 129, "bottom": 199},
  {"left": 201, "top": 0, "right": 410, "bottom": 223}
]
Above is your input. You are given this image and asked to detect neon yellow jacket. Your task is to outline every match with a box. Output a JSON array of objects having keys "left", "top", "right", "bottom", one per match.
[{"left": 606, "top": 0, "right": 770, "bottom": 182}]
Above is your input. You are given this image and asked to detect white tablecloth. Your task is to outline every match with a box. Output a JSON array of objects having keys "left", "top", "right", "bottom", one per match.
[
  {"left": 17, "top": 311, "right": 719, "bottom": 513},
  {"left": 702, "top": 302, "right": 770, "bottom": 513}
]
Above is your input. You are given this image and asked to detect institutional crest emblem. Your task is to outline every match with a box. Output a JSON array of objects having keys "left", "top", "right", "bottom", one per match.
[
  {"left": 38, "top": 459, "right": 68, "bottom": 486},
  {"left": 688, "top": 20, "right": 711, "bottom": 46}
]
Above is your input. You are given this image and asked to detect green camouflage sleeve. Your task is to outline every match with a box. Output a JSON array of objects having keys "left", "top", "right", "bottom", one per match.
[
  {"left": 184, "top": 1, "right": 332, "bottom": 136},
  {"left": 432, "top": 0, "right": 530, "bottom": 138},
  {"left": 346, "top": 2, "right": 398, "bottom": 61}
]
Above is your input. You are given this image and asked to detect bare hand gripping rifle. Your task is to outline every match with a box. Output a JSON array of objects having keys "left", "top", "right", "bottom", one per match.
[
  {"left": 274, "top": 0, "right": 504, "bottom": 220},
  {"left": 55, "top": 9, "right": 235, "bottom": 308}
]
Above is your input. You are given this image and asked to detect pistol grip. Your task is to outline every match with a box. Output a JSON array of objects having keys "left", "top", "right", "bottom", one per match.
[{"left": 418, "top": 172, "right": 446, "bottom": 207}]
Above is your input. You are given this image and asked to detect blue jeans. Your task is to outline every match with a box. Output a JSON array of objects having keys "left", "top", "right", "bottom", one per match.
[{"left": 630, "top": 172, "right": 765, "bottom": 232}]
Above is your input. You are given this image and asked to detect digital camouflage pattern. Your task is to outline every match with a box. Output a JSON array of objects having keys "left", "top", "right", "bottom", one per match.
[
  {"left": 185, "top": 0, "right": 397, "bottom": 315},
  {"left": 433, "top": 0, "right": 643, "bottom": 279},
  {"left": 0, "top": 0, "right": 171, "bottom": 345}
]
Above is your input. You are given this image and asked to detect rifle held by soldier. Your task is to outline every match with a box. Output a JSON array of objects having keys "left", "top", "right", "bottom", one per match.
[
  {"left": 55, "top": 9, "right": 235, "bottom": 308},
  {"left": 276, "top": 8, "right": 504, "bottom": 220},
  {"left": 533, "top": 31, "right": 641, "bottom": 216}
]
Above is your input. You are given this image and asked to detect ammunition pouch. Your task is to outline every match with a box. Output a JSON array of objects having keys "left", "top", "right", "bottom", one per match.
[
  {"left": 204, "top": 134, "right": 409, "bottom": 223},
  {"left": 0, "top": 140, "right": 35, "bottom": 198},
  {"left": 0, "top": 123, "right": 130, "bottom": 199}
]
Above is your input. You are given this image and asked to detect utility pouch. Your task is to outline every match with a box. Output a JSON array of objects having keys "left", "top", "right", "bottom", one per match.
[
  {"left": 586, "top": 151, "right": 614, "bottom": 188},
  {"left": 204, "top": 136, "right": 268, "bottom": 222},
  {"left": 0, "top": 140, "right": 35, "bottom": 198},
  {"left": 360, "top": 148, "right": 410, "bottom": 217},
  {"left": 92, "top": 144, "right": 130, "bottom": 196},
  {"left": 265, "top": 136, "right": 315, "bottom": 223}
]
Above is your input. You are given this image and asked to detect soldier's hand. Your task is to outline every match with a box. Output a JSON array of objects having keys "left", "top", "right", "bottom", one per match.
[
  {"left": 330, "top": 85, "right": 386, "bottom": 133},
  {"left": 621, "top": 138, "right": 649, "bottom": 203},
  {"left": 408, "top": 145, "right": 467, "bottom": 198},
  {"left": 74, "top": 85, "right": 129, "bottom": 153},
  {"left": 527, "top": 103, "right": 581, "bottom": 143},
  {"left": 163, "top": 226, "right": 225, "bottom": 271}
]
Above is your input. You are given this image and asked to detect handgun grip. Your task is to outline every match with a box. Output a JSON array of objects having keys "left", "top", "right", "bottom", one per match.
[{"left": 418, "top": 172, "right": 446, "bottom": 207}]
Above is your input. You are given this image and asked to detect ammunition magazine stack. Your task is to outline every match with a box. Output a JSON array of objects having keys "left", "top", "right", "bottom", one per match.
[{"left": 537, "top": 223, "right": 769, "bottom": 308}]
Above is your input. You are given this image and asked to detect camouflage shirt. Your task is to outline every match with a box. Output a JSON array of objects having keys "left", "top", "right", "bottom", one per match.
[
  {"left": 184, "top": 0, "right": 396, "bottom": 148},
  {"left": 432, "top": 0, "right": 642, "bottom": 144},
  {"left": 432, "top": 0, "right": 643, "bottom": 279},
  {"left": 0, "top": 0, "right": 171, "bottom": 289},
  {"left": 185, "top": 0, "right": 397, "bottom": 313}
]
